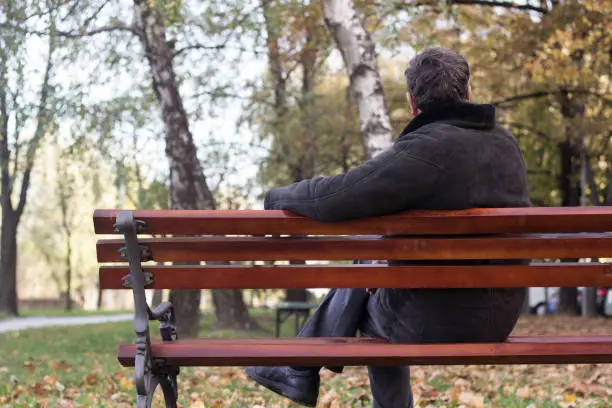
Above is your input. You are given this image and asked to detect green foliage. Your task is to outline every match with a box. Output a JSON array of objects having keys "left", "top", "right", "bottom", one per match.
[
  {"left": 255, "top": 74, "right": 363, "bottom": 187},
  {"left": 386, "top": 0, "right": 612, "bottom": 206},
  {"left": 253, "top": 70, "right": 412, "bottom": 189}
]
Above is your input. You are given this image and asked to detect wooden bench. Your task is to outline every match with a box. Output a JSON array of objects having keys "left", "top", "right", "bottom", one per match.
[
  {"left": 274, "top": 301, "right": 319, "bottom": 337},
  {"left": 94, "top": 207, "right": 612, "bottom": 408}
]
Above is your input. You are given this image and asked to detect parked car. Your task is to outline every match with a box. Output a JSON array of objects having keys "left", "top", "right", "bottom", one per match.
[{"left": 530, "top": 287, "right": 612, "bottom": 317}]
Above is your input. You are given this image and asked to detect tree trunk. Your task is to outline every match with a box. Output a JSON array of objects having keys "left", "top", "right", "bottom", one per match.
[
  {"left": 285, "top": 288, "right": 308, "bottom": 302},
  {"left": 151, "top": 289, "right": 163, "bottom": 307},
  {"left": 133, "top": 0, "right": 256, "bottom": 336},
  {"left": 582, "top": 287, "right": 597, "bottom": 317},
  {"left": 97, "top": 284, "right": 103, "bottom": 309},
  {"left": 556, "top": 138, "right": 581, "bottom": 315},
  {"left": 556, "top": 142, "right": 580, "bottom": 315},
  {"left": 521, "top": 288, "right": 531, "bottom": 315},
  {"left": 558, "top": 287, "right": 580, "bottom": 315},
  {"left": 262, "top": 0, "right": 287, "bottom": 115},
  {"left": 322, "top": 0, "right": 393, "bottom": 158},
  {"left": 0, "top": 208, "right": 18, "bottom": 315},
  {"left": 263, "top": 0, "right": 312, "bottom": 303},
  {"left": 212, "top": 289, "right": 257, "bottom": 330},
  {"left": 0, "top": 83, "right": 18, "bottom": 316},
  {"left": 60, "top": 170, "right": 73, "bottom": 312},
  {"left": 0, "top": 18, "right": 54, "bottom": 316},
  {"left": 556, "top": 85, "right": 586, "bottom": 316},
  {"left": 64, "top": 229, "right": 73, "bottom": 312}
]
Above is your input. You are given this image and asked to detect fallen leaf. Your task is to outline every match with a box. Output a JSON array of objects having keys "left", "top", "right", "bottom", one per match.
[
  {"left": 319, "top": 389, "right": 339, "bottom": 408},
  {"left": 516, "top": 386, "right": 531, "bottom": 398},
  {"left": 50, "top": 360, "right": 71, "bottom": 371},
  {"left": 459, "top": 391, "right": 485, "bottom": 408},
  {"left": 563, "top": 394, "right": 577, "bottom": 403},
  {"left": 56, "top": 381, "right": 65, "bottom": 392},
  {"left": 119, "top": 377, "right": 133, "bottom": 390},
  {"left": 84, "top": 374, "right": 99, "bottom": 386}
]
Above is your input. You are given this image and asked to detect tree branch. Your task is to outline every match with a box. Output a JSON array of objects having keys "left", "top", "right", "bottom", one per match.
[
  {"left": 172, "top": 43, "right": 225, "bottom": 58},
  {"left": 81, "top": 0, "right": 112, "bottom": 28},
  {"left": 500, "top": 120, "right": 553, "bottom": 142},
  {"left": 393, "top": 0, "right": 548, "bottom": 14},
  {"left": 449, "top": 0, "right": 547, "bottom": 13},
  {"left": 4, "top": 21, "right": 141, "bottom": 39},
  {"left": 528, "top": 169, "right": 553, "bottom": 175},
  {"left": 492, "top": 89, "right": 610, "bottom": 106},
  {"left": 173, "top": 6, "right": 257, "bottom": 58},
  {"left": 55, "top": 23, "right": 141, "bottom": 39}
]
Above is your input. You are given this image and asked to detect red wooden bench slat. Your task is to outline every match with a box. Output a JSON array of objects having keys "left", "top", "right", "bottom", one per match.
[
  {"left": 117, "top": 336, "right": 612, "bottom": 367},
  {"left": 96, "top": 234, "right": 612, "bottom": 263},
  {"left": 99, "top": 263, "right": 612, "bottom": 290},
  {"left": 93, "top": 207, "right": 612, "bottom": 236}
]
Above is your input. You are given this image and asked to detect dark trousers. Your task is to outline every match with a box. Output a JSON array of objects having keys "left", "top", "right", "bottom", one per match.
[{"left": 295, "top": 263, "right": 525, "bottom": 408}]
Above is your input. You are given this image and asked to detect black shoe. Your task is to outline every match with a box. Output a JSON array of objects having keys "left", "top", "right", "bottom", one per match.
[{"left": 245, "top": 366, "right": 320, "bottom": 407}]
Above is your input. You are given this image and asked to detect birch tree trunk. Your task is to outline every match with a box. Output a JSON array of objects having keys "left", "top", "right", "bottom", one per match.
[
  {"left": 133, "top": 0, "right": 257, "bottom": 336},
  {"left": 322, "top": 0, "right": 393, "bottom": 158}
]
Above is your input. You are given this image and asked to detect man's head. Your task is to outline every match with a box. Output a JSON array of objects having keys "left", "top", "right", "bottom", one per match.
[{"left": 404, "top": 47, "right": 471, "bottom": 115}]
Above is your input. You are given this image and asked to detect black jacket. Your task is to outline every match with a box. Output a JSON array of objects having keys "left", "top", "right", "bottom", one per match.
[
  {"left": 264, "top": 102, "right": 530, "bottom": 342},
  {"left": 265, "top": 102, "right": 530, "bottom": 218}
]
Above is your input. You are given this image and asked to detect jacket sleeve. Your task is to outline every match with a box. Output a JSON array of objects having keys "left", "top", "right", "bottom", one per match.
[{"left": 264, "top": 139, "right": 442, "bottom": 222}]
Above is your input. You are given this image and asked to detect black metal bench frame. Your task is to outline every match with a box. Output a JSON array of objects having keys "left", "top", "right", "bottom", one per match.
[{"left": 116, "top": 212, "right": 179, "bottom": 408}]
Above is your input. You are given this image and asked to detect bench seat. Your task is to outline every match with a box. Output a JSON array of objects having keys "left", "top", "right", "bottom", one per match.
[{"left": 117, "top": 335, "right": 612, "bottom": 367}]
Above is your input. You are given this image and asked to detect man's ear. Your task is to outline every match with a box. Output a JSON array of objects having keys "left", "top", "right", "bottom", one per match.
[
  {"left": 466, "top": 84, "right": 471, "bottom": 101},
  {"left": 407, "top": 92, "right": 420, "bottom": 116}
]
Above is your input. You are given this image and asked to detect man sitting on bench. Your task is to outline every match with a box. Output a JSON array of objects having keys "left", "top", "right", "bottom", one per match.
[{"left": 246, "top": 47, "right": 530, "bottom": 408}]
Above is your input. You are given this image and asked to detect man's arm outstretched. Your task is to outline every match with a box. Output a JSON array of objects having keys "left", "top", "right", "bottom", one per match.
[{"left": 264, "top": 138, "right": 442, "bottom": 222}]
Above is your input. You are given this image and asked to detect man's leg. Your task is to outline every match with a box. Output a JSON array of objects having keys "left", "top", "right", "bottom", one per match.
[
  {"left": 366, "top": 366, "right": 413, "bottom": 408},
  {"left": 246, "top": 285, "right": 370, "bottom": 407},
  {"left": 296, "top": 288, "right": 369, "bottom": 340},
  {"left": 359, "top": 292, "right": 415, "bottom": 408}
]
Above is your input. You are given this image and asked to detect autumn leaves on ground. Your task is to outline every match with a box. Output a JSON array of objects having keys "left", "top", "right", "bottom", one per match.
[{"left": 1, "top": 314, "right": 611, "bottom": 408}]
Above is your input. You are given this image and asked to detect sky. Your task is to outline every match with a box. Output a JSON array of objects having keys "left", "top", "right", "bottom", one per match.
[{"left": 14, "top": 1, "right": 418, "bottom": 211}]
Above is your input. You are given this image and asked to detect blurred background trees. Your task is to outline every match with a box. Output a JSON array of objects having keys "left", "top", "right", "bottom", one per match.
[{"left": 1, "top": 0, "right": 610, "bottom": 333}]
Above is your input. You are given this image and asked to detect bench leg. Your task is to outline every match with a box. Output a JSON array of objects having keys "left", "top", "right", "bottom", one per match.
[
  {"left": 116, "top": 211, "right": 181, "bottom": 408},
  {"left": 135, "top": 346, "right": 155, "bottom": 408},
  {"left": 134, "top": 371, "right": 178, "bottom": 408},
  {"left": 133, "top": 353, "right": 179, "bottom": 408},
  {"left": 157, "top": 370, "right": 179, "bottom": 408}
]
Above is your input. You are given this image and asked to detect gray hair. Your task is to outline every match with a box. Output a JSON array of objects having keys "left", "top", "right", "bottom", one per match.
[{"left": 404, "top": 47, "right": 470, "bottom": 111}]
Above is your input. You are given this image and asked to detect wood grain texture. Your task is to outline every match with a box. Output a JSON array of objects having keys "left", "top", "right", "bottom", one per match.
[
  {"left": 93, "top": 207, "right": 612, "bottom": 236},
  {"left": 96, "top": 234, "right": 612, "bottom": 262},
  {"left": 117, "top": 336, "right": 612, "bottom": 367},
  {"left": 99, "top": 263, "right": 612, "bottom": 289}
]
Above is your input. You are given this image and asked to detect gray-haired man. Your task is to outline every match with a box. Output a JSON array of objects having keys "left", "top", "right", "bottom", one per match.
[{"left": 246, "top": 47, "right": 529, "bottom": 408}]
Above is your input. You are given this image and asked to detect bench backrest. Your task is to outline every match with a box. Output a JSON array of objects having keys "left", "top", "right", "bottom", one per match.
[{"left": 95, "top": 207, "right": 612, "bottom": 291}]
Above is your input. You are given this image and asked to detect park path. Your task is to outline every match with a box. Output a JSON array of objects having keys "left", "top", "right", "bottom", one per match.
[{"left": 0, "top": 313, "right": 132, "bottom": 333}]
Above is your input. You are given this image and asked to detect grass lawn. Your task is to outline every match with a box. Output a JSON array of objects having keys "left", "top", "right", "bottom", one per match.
[{"left": 1, "top": 313, "right": 612, "bottom": 407}]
